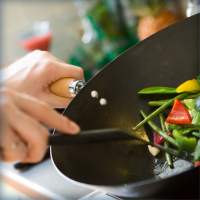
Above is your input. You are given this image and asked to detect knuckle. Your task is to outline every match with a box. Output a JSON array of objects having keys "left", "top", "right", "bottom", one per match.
[
  {"left": 43, "top": 59, "right": 55, "bottom": 69},
  {"left": 32, "top": 49, "right": 42, "bottom": 54},
  {"left": 78, "top": 67, "right": 84, "bottom": 76},
  {"left": 41, "top": 51, "right": 51, "bottom": 57}
]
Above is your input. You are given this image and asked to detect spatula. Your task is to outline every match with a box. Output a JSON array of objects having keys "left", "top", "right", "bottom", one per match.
[{"left": 50, "top": 128, "right": 195, "bottom": 163}]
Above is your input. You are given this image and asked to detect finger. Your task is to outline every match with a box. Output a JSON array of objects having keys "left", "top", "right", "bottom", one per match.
[
  {"left": 0, "top": 126, "right": 27, "bottom": 162},
  {"left": 14, "top": 91, "right": 80, "bottom": 134},
  {"left": 41, "top": 91, "right": 73, "bottom": 108},
  {"left": 47, "top": 61, "right": 85, "bottom": 84},
  {"left": 6, "top": 107, "right": 49, "bottom": 163}
]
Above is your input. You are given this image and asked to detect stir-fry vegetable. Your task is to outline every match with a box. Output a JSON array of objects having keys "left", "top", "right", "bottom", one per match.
[
  {"left": 134, "top": 75, "right": 200, "bottom": 164},
  {"left": 193, "top": 132, "right": 200, "bottom": 137},
  {"left": 194, "top": 96, "right": 200, "bottom": 111},
  {"left": 166, "top": 99, "right": 192, "bottom": 125},
  {"left": 159, "top": 113, "right": 173, "bottom": 167},
  {"left": 133, "top": 93, "right": 190, "bottom": 131},
  {"left": 192, "top": 111, "right": 200, "bottom": 125},
  {"left": 176, "top": 79, "right": 200, "bottom": 93},
  {"left": 138, "top": 87, "right": 177, "bottom": 94},
  {"left": 168, "top": 124, "right": 200, "bottom": 135},
  {"left": 194, "top": 140, "right": 200, "bottom": 161},
  {"left": 172, "top": 129, "right": 197, "bottom": 153},
  {"left": 148, "top": 93, "right": 200, "bottom": 107},
  {"left": 153, "top": 132, "right": 172, "bottom": 145},
  {"left": 140, "top": 110, "right": 179, "bottom": 147}
]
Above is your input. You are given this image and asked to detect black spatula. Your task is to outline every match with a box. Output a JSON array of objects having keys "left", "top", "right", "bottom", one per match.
[{"left": 49, "top": 128, "right": 195, "bottom": 163}]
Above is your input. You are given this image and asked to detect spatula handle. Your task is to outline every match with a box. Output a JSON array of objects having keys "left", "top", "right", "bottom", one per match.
[{"left": 49, "top": 129, "right": 133, "bottom": 145}]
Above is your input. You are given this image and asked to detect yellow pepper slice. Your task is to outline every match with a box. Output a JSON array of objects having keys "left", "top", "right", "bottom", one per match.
[{"left": 176, "top": 79, "right": 200, "bottom": 93}]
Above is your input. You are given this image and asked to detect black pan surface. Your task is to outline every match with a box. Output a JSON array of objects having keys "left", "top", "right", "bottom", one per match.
[{"left": 51, "top": 14, "right": 200, "bottom": 198}]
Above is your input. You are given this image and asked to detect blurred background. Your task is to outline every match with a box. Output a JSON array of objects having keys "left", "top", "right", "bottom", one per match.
[{"left": 1, "top": 0, "right": 199, "bottom": 82}]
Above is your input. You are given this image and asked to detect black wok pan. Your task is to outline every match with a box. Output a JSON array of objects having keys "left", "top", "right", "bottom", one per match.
[{"left": 51, "top": 14, "right": 200, "bottom": 198}]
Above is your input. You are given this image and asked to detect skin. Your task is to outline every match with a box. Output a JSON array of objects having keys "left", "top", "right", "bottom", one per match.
[
  {"left": 0, "top": 50, "right": 84, "bottom": 163},
  {"left": 0, "top": 88, "right": 80, "bottom": 163},
  {"left": 1, "top": 50, "right": 85, "bottom": 108}
]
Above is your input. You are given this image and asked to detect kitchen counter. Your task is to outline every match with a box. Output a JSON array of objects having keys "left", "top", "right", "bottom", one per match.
[
  {"left": 0, "top": 159, "right": 93, "bottom": 200},
  {"left": 1, "top": 158, "right": 199, "bottom": 200}
]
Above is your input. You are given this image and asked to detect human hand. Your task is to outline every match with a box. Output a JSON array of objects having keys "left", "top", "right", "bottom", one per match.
[
  {"left": 1, "top": 50, "right": 84, "bottom": 108},
  {"left": 0, "top": 88, "right": 80, "bottom": 163}
]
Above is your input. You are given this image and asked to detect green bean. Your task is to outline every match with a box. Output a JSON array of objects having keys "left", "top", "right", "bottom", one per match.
[
  {"left": 148, "top": 93, "right": 200, "bottom": 107},
  {"left": 159, "top": 113, "right": 167, "bottom": 132},
  {"left": 138, "top": 87, "right": 177, "bottom": 94},
  {"left": 133, "top": 93, "right": 190, "bottom": 131},
  {"left": 159, "top": 113, "right": 173, "bottom": 168},
  {"left": 187, "top": 93, "right": 200, "bottom": 99},
  {"left": 140, "top": 110, "right": 179, "bottom": 147},
  {"left": 149, "top": 100, "right": 182, "bottom": 107}
]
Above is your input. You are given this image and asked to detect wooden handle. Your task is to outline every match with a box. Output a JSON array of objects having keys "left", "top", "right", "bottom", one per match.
[{"left": 50, "top": 78, "right": 75, "bottom": 98}]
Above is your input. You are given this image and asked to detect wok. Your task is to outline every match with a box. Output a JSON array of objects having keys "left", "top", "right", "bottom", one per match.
[{"left": 51, "top": 14, "right": 200, "bottom": 198}]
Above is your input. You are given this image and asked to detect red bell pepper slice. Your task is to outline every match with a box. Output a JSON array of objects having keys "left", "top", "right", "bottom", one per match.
[
  {"left": 154, "top": 132, "right": 173, "bottom": 145},
  {"left": 194, "top": 160, "right": 200, "bottom": 167},
  {"left": 166, "top": 99, "right": 192, "bottom": 125}
]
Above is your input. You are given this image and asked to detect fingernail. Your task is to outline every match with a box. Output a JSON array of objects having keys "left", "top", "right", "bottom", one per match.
[{"left": 69, "top": 121, "right": 80, "bottom": 134}]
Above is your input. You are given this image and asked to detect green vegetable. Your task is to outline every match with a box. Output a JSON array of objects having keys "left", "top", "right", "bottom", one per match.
[
  {"left": 168, "top": 124, "right": 200, "bottom": 135},
  {"left": 194, "top": 96, "right": 200, "bottom": 111},
  {"left": 172, "top": 130, "right": 197, "bottom": 153},
  {"left": 140, "top": 110, "right": 179, "bottom": 147},
  {"left": 159, "top": 113, "right": 173, "bottom": 167},
  {"left": 149, "top": 94, "right": 200, "bottom": 107},
  {"left": 192, "top": 132, "right": 200, "bottom": 137},
  {"left": 134, "top": 93, "right": 190, "bottom": 131},
  {"left": 197, "top": 75, "right": 200, "bottom": 86},
  {"left": 148, "top": 100, "right": 182, "bottom": 107},
  {"left": 184, "top": 99, "right": 195, "bottom": 110},
  {"left": 194, "top": 140, "right": 200, "bottom": 161},
  {"left": 192, "top": 111, "right": 200, "bottom": 125},
  {"left": 184, "top": 99, "right": 196, "bottom": 118},
  {"left": 138, "top": 87, "right": 177, "bottom": 94},
  {"left": 184, "top": 96, "right": 200, "bottom": 125}
]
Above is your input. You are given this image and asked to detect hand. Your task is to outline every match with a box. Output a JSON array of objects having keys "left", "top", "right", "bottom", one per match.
[
  {"left": 0, "top": 88, "right": 80, "bottom": 163},
  {"left": 1, "top": 50, "right": 84, "bottom": 108}
]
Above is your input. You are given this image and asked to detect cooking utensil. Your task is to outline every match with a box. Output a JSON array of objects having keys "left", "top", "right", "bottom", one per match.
[
  {"left": 51, "top": 14, "right": 200, "bottom": 198},
  {"left": 50, "top": 78, "right": 85, "bottom": 97},
  {"left": 50, "top": 129, "right": 195, "bottom": 163}
]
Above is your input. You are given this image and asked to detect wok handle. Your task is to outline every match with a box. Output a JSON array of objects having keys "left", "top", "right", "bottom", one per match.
[
  {"left": 50, "top": 78, "right": 85, "bottom": 98},
  {"left": 48, "top": 129, "right": 134, "bottom": 145}
]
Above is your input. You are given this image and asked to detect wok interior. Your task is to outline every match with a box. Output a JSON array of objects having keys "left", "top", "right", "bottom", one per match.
[
  {"left": 52, "top": 95, "right": 194, "bottom": 186},
  {"left": 52, "top": 14, "right": 198, "bottom": 186}
]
